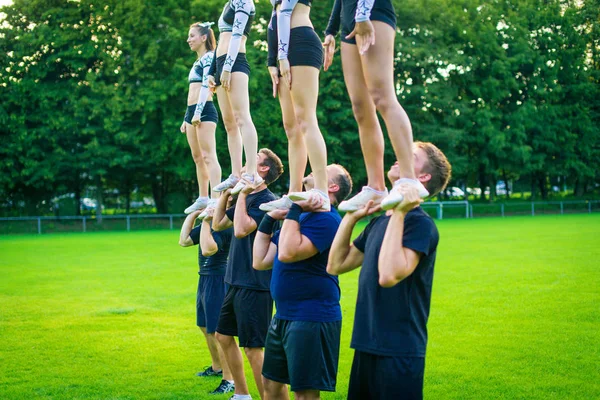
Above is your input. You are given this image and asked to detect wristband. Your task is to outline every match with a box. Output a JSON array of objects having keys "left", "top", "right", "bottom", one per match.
[
  {"left": 285, "top": 203, "right": 303, "bottom": 222},
  {"left": 258, "top": 214, "right": 277, "bottom": 235}
]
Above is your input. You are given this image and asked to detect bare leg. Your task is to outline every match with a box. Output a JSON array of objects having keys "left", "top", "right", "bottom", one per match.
[
  {"left": 244, "top": 347, "right": 266, "bottom": 399},
  {"left": 289, "top": 66, "right": 328, "bottom": 194},
  {"left": 196, "top": 120, "right": 222, "bottom": 198},
  {"left": 278, "top": 78, "right": 307, "bottom": 193},
  {"left": 216, "top": 87, "right": 243, "bottom": 177},
  {"left": 361, "top": 22, "right": 415, "bottom": 180},
  {"left": 199, "top": 327, "right": 222, "bottom": 371},
  {"left": 228, "top": 72, "right": 258, "bottom": 176},
  {"left": 186, "top": 122, "right": 209, "bottom": 198},
  {"left": 217, "top": 333, "right": 249, "bottom": 395},
  {"left": 216, "top": 339, "right": 233, "bottom": 381},
  {"left": 263, "top": 377, "right": 290, "bottom": 400},
  {"left": 295, "top": 390, "right": 320, "bottom": 400},
  {"left": 341, "top": 43, "right": 386, "bottom": 191}
]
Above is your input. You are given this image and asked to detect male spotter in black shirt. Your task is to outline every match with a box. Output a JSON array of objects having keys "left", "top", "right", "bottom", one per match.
[
  {"left": 327, "top": 142, "right": 452, "bottom": 399},
  {"left": 178, "top": 209, "right": 235, "bottom": 395},
  {"left": 211, "top": 148, "right": 284, "bottom": 400}
]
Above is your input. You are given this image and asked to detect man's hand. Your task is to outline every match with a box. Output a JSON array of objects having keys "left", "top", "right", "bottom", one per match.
[
  {"left": 294, "top": 193, "right": 325, "bottom": 212},
  {"left": 323, "top": 35, "right": 336, "bottom": 71},
  {"left": 202, "top": 207, "right": 215, "bottom": 222},
  {"left": 268, "top": 66, "right": 279, "bottom": 98},
  {"left": 278, "top": 59, "right": 292, "bottom": 89},
  {"left": 240, "top": 175, "right": 260, "bottom": 195},
  {"left": 220, "top": 70, "right": 232, "bottom": 91},
  {"left": 346, "top": 21, "right": 375, "bottom": 55},
  {"left": 180, "top": 121, "right": 186, "bottom": 133},
  {"left": 394, "top": 184, "right": 422, "bottom": 215},
  {"left": 268, "top": 209, "right": 289, "bottom": 220},
  {"left": 348, "top": 200, "right": 381, "bottom": 221}
]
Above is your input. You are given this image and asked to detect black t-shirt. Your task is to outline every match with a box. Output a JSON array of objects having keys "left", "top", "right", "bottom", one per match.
[
  {"left": 190, "top": 226, "right": 233, "bottom": 276},
  {"left": 224, "top": 188, "right": 276, "bottom": 291},
  {"left": 351, "top": 207, "right": 439, "bottom": 357}
]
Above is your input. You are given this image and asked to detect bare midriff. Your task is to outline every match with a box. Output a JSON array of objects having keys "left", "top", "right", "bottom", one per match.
[
  {"left": 276, "top": 3, "right": 312, "bottom": 29},
  {"left": 187, "top": 82, "right": 213, "bottom": 106},
  {"left": 216, "top": 32, "right": 248, "bottom": 58}
]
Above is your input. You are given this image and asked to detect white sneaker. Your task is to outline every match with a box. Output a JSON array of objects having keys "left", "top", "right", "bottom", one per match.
[
  {"left": 197, "top": 199, "right": 217, "bottom": 220},
  {"left": 288, "top": 189, "right": 330, "bottom": 211},
  {"left": 213, "top": 174, "right": 240, "bottom": 192},
  {"left": 259, "top": 196, "right": 293, "bottom": 212},
  {"left": 338, "top": 186, "right": 388, "bottom": 212},
  {"left": 381, "top": 178, "right": 429, "bottom": 210},
  {"left": 231, "top": 173, "right": 264, "bottom": 195},
  {"left": 184, "top": 196, "right": 209, "bottom": 214},
  {"left": 229, "top": 394, "right": 252, "bottom": 400}
]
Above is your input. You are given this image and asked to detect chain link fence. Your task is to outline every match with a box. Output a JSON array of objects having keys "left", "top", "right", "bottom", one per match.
[{"left": 1, "top": 200, "right": 598, "bottom": 235}]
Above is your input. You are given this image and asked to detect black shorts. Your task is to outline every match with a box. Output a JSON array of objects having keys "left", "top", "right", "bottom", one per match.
[
  {"left": 196, "top": 274, "right": 228, "bottom": 333},
  {"left": 348, "top": 351, "right": 425, "bottom": 400},
  {"left": 288, "top": 27, "right": 323, "bottom": 69},
  {"left": 262, "top": 318, "right": 341, "bottom": 392},
  {"left": 267, "top": 14, "right": 323, "bottom": 70},
  {"left": 340, "top": 0, "right": 397, "bottom": 45},
  {"left": 214, "top": 53, "right": 251, "bottom": 86},
  {"left": 216, "top": 286, "right": 273, "bottom": 348},
  {"left": 184, "top": 101, "right": 219, "bottom": 124}
]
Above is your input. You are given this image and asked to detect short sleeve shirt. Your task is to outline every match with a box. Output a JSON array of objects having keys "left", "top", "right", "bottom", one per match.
[
  {"left": 224, "top": 188, "right": 277, "bottom": 291},
  {"left": 190, "top": 225, "right": 233, "bottom": 275},
  {"left": 351, "top": 207, "right": 439, "bottom": 357},
  {"left": 270, "top": 209, "right": 343, "bottom": 322}
]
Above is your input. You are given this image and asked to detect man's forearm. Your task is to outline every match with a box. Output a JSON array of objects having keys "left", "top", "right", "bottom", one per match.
[
  {"left": 327, "top": 214, "right": 359, "bottom": 274},
  {"left": 378, "top": 211, "right": 417, "bottom": 287},
  {"left": 200, "top": 220, "right": 218, "bottom": 256},
  {"left": 233, "top": 192, "right": 256, "bottom": 237},
  {"left": 213, "top": 194, "right": 232, "bottom": 231},
  {"left": 179, "top": 212, "right": 198, "bottom": 246}
]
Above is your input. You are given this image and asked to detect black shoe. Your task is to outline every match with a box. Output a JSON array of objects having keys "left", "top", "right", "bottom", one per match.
[
  {"left": 210, "top": 379, "right": 235, "bottom": 394},
  {"left": 196, "top": 366, "right": 223, "bottom": 377}
]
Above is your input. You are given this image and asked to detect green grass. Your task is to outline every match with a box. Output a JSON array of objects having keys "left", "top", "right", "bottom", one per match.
[{"left": 1, "top": 215, "right": 599, "bottom": 399}]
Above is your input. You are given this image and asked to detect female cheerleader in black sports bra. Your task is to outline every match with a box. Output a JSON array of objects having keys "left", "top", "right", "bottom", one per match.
[
  {"left": 260, "top": 0, "right": 331, "bottom": 212},
  {"left": 207, "top": 0, "right": 263, "bottom": 196},
  {"left": 181, "top": 23, "right": 222, "bottom": 214},
  {"left": 323, "top": 0, "right": 430, "bottom": 212}
]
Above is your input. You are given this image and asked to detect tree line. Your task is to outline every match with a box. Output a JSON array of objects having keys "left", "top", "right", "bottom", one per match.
[{"left": 1, "top": 0, "right": 598, "bottom": 216}]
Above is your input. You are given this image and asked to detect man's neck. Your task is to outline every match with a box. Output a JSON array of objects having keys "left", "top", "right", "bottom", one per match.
[{"left": 250, "top": 183, "right": 268, "bottom": 194}]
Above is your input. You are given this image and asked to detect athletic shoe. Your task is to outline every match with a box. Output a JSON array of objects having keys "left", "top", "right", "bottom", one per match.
[
  {"left": 288, "top": 188, "right": 330, "bottom": 211},
  {"left": 228, "top": 395, "right": 252, "bottom": 400},
  {"left": 196, "top": 366, "right": 223, "bottom": 377},
  {"left": 211, "top": 380, "right": 235, "bottom": 395},
  {"left": 231, "top": 173, "right": 264, "bottom": 195},
  {"left": 197, "top": 199, "right": 217, "bottom": 221},
  {"left": 338, "top": 186, "right": 388, "bottom": 212},
  {"left": 184, "top": 196, "right": 209, "bottom": 214},
  {"left": 259, "top": 196, "right": 293, "bottom": 212},
  {"left": 214, "top": 174, "right": 240, "bottom": 192},
  {"left": 381, "top": 178, "right": 430, "bottom": 211}
]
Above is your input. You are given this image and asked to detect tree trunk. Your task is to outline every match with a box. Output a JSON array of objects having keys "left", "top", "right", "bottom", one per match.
[
  {"left": 502, "top": 169, "right": 510, "bottom": 200},
  {"left": 95, "top": 175, "right": 103, "bottom": 223},
  {"left": 152, "top": 172, "right": 168, "bottom": 214},
  {"left": 538, "top": 174, "right": 548, "bottom": 200},
  {"left": 478, "top": 166, "right": 487, "bottom": 201},
  {"left": 530, "top": 175, "right": 536, "bottom": 201}
]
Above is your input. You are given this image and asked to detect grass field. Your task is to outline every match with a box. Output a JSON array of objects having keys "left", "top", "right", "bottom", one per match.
[{"left": 1, "top": 214, "right": 599, "bottom": 399}]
